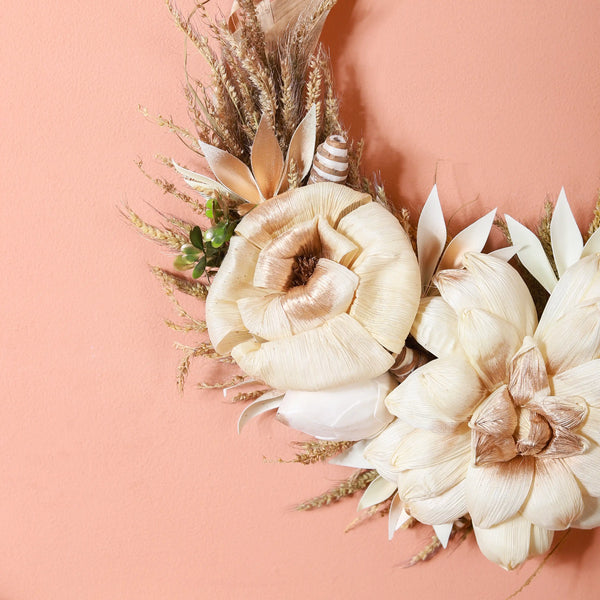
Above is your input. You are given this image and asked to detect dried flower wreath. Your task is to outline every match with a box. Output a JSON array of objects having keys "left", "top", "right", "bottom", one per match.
[{"left": 128, "top": 0, "right": 600, "bottom": 579}]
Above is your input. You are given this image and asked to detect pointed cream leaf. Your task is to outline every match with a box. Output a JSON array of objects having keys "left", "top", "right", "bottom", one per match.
[
  {"left": 417, "top": 185, "right": 447, "bottom": 289},
  {"left": 199, "top": 140, "right": 263, "bottom": 204},
  {"left": 582, "top": 227, "right": 600, "bottom": 257},
  {"left": 237, "top": 390, "right": 285, "bottom": 433},
  {"left": 505, "top": 214, "right": 558, "bottom": 292},
  {"left": 280, "top": 105, "right": 317, "bottom": 191},
  {"left": 437, "top": 209, "right": 496, "bottom": 271},
  {"left": 433, "top": 523, "right": 454, "bottom": 548},
  {"left": 551, "top": 188, "right": 584, "bottom": 276},
  {"left": 251, "top": 116, "right": 285, "bottom": 199},
  {"left": 488, "top": 246, "right": 518, "bottom": 262},
  {"left": 388, "top": 494, "right": 410, "bottom": 540},
  {"left": 357, "top": 476, "right": 398, "bottom": 511}
]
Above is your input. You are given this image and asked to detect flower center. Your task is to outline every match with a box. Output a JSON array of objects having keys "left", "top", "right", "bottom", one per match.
[{"left": 289, "top": 255, "right": 320, "bottom": 288}]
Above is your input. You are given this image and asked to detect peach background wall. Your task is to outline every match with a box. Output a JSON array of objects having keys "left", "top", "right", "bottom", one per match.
[{"left": 2, "top": 1, "right": 600, "bottom": 598}]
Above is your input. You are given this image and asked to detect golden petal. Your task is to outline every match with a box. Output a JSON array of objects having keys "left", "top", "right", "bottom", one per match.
[
  {"left": 465, "top": 457, "right": 534, "bottom": 528},
  {"left": 386, "top": 357, "right": 484, "bottom": 431},
  {"left": 251, "top": 115, "right": 285, "bottom": 199},
  {"left": 508, "top": 337, "right": 550, "bottom": 406},
  {"left": 235, "top": 182, "right": 371, "bottom": 249},
  {"left": 317, "top": 218, "right": 359, "bottom": 264},
  {"left": 521, "top": 458, "right": 584, "bottom": 530},
  {"left": 199, "top": 141, "right": 263, "bottom": 204},
  {"left": 231, "top": 313, "right": 393, "bottom": 391},
  {"left": 411, "top": 296, "right": 464, "bottom": 359}
]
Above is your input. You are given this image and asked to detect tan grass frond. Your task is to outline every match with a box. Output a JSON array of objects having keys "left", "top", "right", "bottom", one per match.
[
  {"left": 198, "top": 375, "right": 246, "bottom": 390},
  {"left": 407, "top": 535, "right": 443, "bottom": 567},
  {"left": 175, "top": 341, "right": 235, "bottom": 391},
  {"left": 151, "top": 266, "right": 208, "bottom": 299},
  {"left": 232, "top": 389, "right": 269, "bottom": 403},
  {"left": 323, "top": 67, "right": 342, "bottom": 137},
  {"left": 284, "top": 440, "right": 355, "bottom": 465},
  {"left": 305, "top": 51, "right": 324, "bottom": 124},
  {"left": 287, "top": 157, "right": 300, "bottom": 189},
  {"left": 295, "top": 469, "right": 377, "bottom": 511},
  {"left": 587, "top": 190, "right": 600, "bottom": 238},
  {"left": 165, "top": 319, "right": 207, "bottom": 333},
  {"left": 122, "top": 206, "right": 187, "bottom": 249},
  {"left": 346, "top": 139, "right": 364, "bottom": 190},
  {"left": 345, "top": 498, "right": 392, "bottom": 533},
  {"left": 139, "top": 105, "right": 200, "bottom": 153},
  {"left": 537, "top": 198, "right": 557, "bottom": 273},
  {"left": 494, "top": 216, "right": 512, "bottom": 244}
]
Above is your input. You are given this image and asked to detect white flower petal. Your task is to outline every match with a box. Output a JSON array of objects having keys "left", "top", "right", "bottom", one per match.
[
  {"left": 536, "top": 253, "right": 600, "bottom": 340},
  {"left": 435, "top": 253, "right": 537, "bottom": 339},
  {"left": 550, "top": 188, "right": 584, "bottom": 277},
  {"left": 417, "top": 185, "right": 447, "bottom": 289},
  {"left": 358, "top": 476, "right": 398, "bottom": 511},
  {"left": 537, "top": 300, "right": 600, "bottom": 375},
  {"left": 396, "top": 450, "right": 470, "bottom": 502},
  {"left": 406, "top": 481, "right": 467, "bottom": 526},
  {"left": 410, "top": 296, "right": 463, "bottom": 359},
  {"left": 237, "top": 390, "right": 284, "bottom": 433},
  {"left": 199, "top": 140, "right": 263, "bottom": 204},
  {"left": 437, "top": 209, "right": 496, "bottom": 271},
  {"left": 564, "top": 441, "right": 600, "bottom": 496},
  {"left": 232, "top": 313, "right": 394, "bottom": 391},
  {"left": 505, "top": 214, "right": 558, "bottom": 293},
  {"left": 465, "top": 457, "right": 533, "bottom": 528},
  {"left": 385, "top": 357, "right": 484, "bottom": 431},
  {"left": 276, "top": 373, "right": 395, "bottom": 441},
  {"left": 391, "top": 427, "right": 471, "bottom": 472},
  {"left": 364, "top": 420, "right": 414, "bottom": 482},
  {"left": 235, "top": 182, "right": 371, "bottom": 249},
  {"left": 521, "top": 458, "right": 583, "bottom": 530},
  {"left": 572, "top": 495, "right": 600, "bottom": 529},
  {"left": 553, "top": 359, "right": 600, "bottom": 407},
  {"left": 458, "top": 308, "right": 522, "bottom": 389},
  {"left": 473, "top": 515, "right": 552, "bottom": 570}
]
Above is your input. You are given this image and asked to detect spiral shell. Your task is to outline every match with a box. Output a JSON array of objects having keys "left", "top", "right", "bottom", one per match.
[{"left": 308, "top": 135, "right": 349, "bottom": 184}]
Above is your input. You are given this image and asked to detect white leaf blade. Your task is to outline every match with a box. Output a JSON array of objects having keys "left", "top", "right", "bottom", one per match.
[
  {"left": 505, "top": 214, "right": 558, "bottom": 292},
  {"left": 433, "top": 523, "right": 454, "bottom": 548},
  {"left": 388, "top": 493, "right": 410, "bottom": 540},
  {"left": 437, "top": 208, "right": 497, "bottom": 271},
  {"left": 357, "top": 476, "right": 398, "bottom": 511},
  {"left": 582, "top": 227, "right": 600, "bottom": 257},
  {"left": 488, "top": 246, "right": 518, "bottom": 262},
  {"left": 237, "top": 390, "right": 285, "bottom": 434},
  {"left": 417, "top": 185, "right": 447, "bottom": 289},
  {"left": 551, "top": 188, "right": 583, "bottom": 276}
]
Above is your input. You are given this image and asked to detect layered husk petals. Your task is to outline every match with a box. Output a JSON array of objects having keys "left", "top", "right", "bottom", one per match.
[
  {"left": 207, "top": 182, "right": 421, "bottom": 393},
  {"left": 366, "top": 252, "right": 600, "bottom": 569}
]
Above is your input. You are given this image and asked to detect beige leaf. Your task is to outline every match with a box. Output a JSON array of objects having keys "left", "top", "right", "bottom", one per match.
[
  {"left": 358, "top": 476, "right": 398, "bottom": 511},
  {"left": 416, "top": 185, "right": 447, "bottom": 289},
  {"left": 199, "top": 140, "right": 263, "bottom": 204},
  {"left": 550, "top": 188, "right": 584, "bottom": 277},
  {"left": 251, "top": 116, "right": 285, "bottom": 199},
  {"left": 280, "top": 104, "right": 317, "bottom": 191}
]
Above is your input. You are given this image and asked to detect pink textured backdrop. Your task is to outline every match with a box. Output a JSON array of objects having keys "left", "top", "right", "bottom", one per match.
[{"left": 2, "top": 1, "right": 600, "bottom": 598}]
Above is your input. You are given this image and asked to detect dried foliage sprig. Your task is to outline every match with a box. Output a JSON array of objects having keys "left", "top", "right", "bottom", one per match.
[
  {"left": 284, "top": 440, "right": 355, "bottom": 465},
  {"left": 296, "top": 469, "right": 378, "bottom": 511}
]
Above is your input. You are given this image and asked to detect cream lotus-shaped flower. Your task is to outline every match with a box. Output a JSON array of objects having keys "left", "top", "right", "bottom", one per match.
[
  {"left": 206, "top": 182, "right": 421, "bottom": 391},
  {"left": 365, "top": 251, "right": 600, "bottom": 569}
]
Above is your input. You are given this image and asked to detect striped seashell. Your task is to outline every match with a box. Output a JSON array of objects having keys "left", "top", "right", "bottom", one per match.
[
  {"left": 308, "top": 135, "right": 349, "bottom": 184},
  {"left": 389, "top": 346, "right": 429, "bottom": 383}
]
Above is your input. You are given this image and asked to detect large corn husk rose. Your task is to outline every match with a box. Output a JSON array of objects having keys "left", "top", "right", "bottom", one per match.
[
  {"left": 206, "top": 182, "right": 421, "bottom": 391},
  {"left": 365, "top": 252, "right": 600, "bottom": 569}
]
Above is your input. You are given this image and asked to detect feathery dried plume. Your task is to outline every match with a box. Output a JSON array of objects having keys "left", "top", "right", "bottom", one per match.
[
  {"left": 296, "top": 469, "right": 378, "bottom": 511},
  {"left": 122, "top": 206, "right": 188, "bottom": 249},
  {"left": 198, "top": 375, "right": 246, "bottom": 390},
  {"left": 175, "top": 341, "right": 236, "bottom": 391},
  {"left": 151, "top": 266, "right": 208, "bottom": 299},
  {"left": 588, "top": 191, "right": 600, "bottom": 238},
  {"left": 232, "top": 389, "right": 269, "bottom": 403},
  {"left": 284, "top": 440, "right": 355, "bottom": 465},
  {"left": 407, "top": 535, "right": 443, "bottom": 567},
  {"left": 537, "top": 198, "right": 558, "bottom": 273},
  {"left": 345, "top": 498, "right": 392, "bottom": 533}
]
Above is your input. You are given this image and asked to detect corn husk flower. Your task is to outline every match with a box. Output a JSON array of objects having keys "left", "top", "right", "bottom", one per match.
[
  {"left": 206, "top": 181, "right": 421, "bottom": 391},
  {"left": 178, "top": 107, "right": 316, "bottom": 209},
  {"left": 365, "top": 251, "right": 600, "bottom": 569}
]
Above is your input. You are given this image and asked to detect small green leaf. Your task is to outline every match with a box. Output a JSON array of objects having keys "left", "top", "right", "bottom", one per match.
[
  {"left": 205, "top": 198, "right": 215, "bottom": 219},
  {"left": 174, "top": 255, "right": 194, "bottom": 271},
  {"left": 192, "top": 256, "right": 207, "bottom": 279},
  {"left": 190, "top": 226, "right": 204, "bottom": 250}
]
